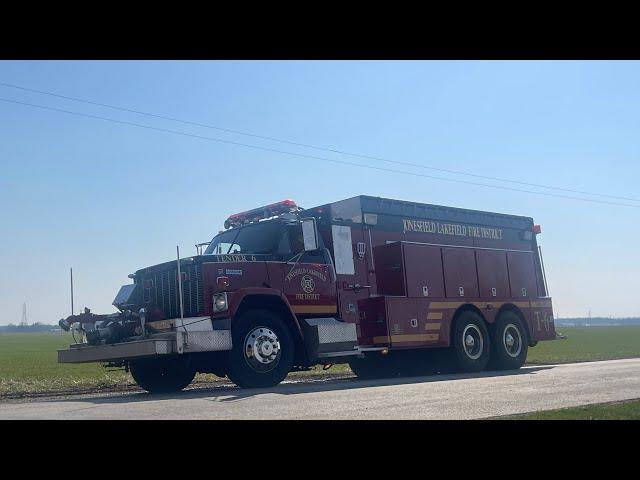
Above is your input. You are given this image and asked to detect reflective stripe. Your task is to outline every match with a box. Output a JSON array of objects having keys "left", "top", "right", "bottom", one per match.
[
  {"left": 290, "top": 305, "right": 337, "bottom": 314},
  {"left": 391, "top": 333, "right": 440, "bottom": 342}
]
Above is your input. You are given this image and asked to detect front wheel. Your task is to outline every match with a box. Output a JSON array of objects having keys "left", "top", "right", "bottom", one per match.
[
  {"left": 225, "top": 309, "right": 295, "bottom": 388},
  {"left": 129, "top": 356, "right": 196, "bottom": 394},
  {"left": 491, "top": 311, "right": 528, "bottom": 370}
]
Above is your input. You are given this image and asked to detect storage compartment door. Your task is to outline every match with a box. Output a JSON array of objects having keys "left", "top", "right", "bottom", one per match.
[
  {"left": 506, "top": 251, "right": 538, "bottom": 298},
  {"left": 386, "top": 298, "right": 421, "bottom": 348},
  {"left": 476, "top": 250, "right": 509, "bottom": 299},
  {"left": 402, "top": 243, "right": 445, "bottom": 298},
  {"left": 373, "top": 242, "right": 406, "bottom": 296},
  {"left": 442, "top": 248, "right": 479, "bottom": 298}
]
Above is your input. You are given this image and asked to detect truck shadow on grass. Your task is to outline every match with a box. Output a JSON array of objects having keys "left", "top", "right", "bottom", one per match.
[{"left": 60, "top": 365, "right": 554, "bottom": 406}]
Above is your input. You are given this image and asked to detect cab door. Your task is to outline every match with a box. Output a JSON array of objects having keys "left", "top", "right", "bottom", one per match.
[
  {"left": 281, "top": 251, "right": 336, "bottom": 317},
  {"left": 276, "top": 224, "right": 337, "bottom": 317}
]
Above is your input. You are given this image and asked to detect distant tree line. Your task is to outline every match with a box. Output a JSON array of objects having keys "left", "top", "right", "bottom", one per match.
[
  {"left": 0, "top": 323, "right": 61, "bottom": 333},
  {"left": 555, "top": 317, "right": 640, "bottom": 326}
]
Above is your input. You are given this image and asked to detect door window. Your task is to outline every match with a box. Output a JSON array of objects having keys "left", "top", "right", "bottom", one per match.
[{"left": 276, "top": 224, "right": 327, "bottom": 263}]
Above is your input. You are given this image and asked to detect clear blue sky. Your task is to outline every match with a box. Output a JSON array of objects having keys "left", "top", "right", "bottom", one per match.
[{"left": 1, "top": 60, "right": 639, "bottom": 324}]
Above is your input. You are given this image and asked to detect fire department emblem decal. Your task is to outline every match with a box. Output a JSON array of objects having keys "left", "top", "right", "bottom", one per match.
[{"left": 301, "top": 275, "right": 315, "bottom": 294}]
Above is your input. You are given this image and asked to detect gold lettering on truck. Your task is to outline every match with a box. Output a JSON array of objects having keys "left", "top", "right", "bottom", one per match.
[{"left": 403, "top": 218, "right": 503, "bottom": 240}]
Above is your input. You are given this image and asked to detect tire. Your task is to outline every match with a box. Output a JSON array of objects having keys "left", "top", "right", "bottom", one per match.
[
  {"left": 491, "top": 311, "right": 528, "bottom": 370},
  {"left": 348, "top": 354, "right": 398, "bottom": 379},
  {"left": 451, "top": 310, "right": 491, "bottom": 372},
  {"left": 129, "top": 356, "right": 196, "bottom": 394},
  {"left": 225, "top": 309, "right": 295, "bottom": 388}
]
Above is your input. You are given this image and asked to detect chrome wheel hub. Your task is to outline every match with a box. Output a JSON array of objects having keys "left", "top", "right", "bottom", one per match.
[
  {"left": 462, "top": 324, "right": 483, "bottom": 360},
  {"left": 503, "top": 324, "right": 522, "bottom": 358},
  {"left": 505, "top": 333, "right": 515, "bottom": 348},
  {"left": 244, "top": 327, "right": 281, "bottom": 372}
]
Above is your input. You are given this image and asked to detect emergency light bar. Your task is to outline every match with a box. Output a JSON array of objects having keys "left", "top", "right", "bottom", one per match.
[{"left": 224, "top": 199, "right": 299, "bottom": 229}]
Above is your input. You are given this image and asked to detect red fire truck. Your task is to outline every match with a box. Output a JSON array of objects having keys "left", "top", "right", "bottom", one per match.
[{"left": 58, "top": 196, "right": 556, "bottom": 392}]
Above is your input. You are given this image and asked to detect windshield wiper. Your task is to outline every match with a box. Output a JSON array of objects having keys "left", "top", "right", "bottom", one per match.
[
  {"left": 286, "top": 252, "right": 304, "bottom": 264},
  {"left": 224, "top": 228, "right": 243, "bottom": 255},
  {"left": 285, "top": 252, "right": 305, "bottom": 279}
]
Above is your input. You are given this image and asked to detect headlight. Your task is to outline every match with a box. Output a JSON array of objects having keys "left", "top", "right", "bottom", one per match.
[{"left": 212, "top": 292, "right": 228, "bottom": 313}]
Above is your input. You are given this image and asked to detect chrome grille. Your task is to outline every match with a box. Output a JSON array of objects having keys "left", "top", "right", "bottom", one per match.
[{"left": 142, "top": 262, "right": 204, "bottom": 318}]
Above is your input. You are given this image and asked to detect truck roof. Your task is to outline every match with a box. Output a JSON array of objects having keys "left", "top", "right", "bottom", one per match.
[{"left": 314, "top": 195, "right": 535, "bottom": 230}]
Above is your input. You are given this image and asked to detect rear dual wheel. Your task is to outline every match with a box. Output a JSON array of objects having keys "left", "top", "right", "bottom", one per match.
[
  {"left": 452, "top": 310, "right": 491, "bottom": 372},
  {"left": 451, "top": 310, "right": 529, "bottom": 372},
  {"left": 490, "top": 311, "right": 528, "bottom": 370}
]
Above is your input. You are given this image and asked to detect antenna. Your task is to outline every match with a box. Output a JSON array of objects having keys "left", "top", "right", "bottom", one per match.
[
  {"left": 70, "top": 267, "right": 74, "bottom": 316},
  {"left": 176, "top": 246, "right": 184, "bottom": 319}
]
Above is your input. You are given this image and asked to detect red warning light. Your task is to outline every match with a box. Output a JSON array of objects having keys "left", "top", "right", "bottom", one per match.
[{"left": 224, "top": 199, "right": 299, "bottom": 229}]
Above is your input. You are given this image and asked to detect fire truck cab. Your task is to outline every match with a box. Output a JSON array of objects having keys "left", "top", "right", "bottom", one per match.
[{"left": 58, "top": 196, "right": 556, "bottom": 392}]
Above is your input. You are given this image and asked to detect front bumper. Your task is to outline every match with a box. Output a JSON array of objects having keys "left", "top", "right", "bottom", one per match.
[{"left": 58, "top": 329, "right": 232, "bottom": 364}]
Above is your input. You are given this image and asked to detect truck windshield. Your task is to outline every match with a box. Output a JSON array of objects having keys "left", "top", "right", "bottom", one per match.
[{"left": 204, "top": 220, "right": 285, "bottom": 256}]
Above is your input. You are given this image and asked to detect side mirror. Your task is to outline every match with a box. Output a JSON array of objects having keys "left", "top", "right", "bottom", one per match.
[{"left": 301, "top": 218, "right": 319, "bottom": 251}]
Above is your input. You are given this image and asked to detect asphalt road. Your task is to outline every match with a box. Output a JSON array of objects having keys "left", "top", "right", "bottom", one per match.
[{"left": 1, "top": 358, "right": 639, "bottom": 419}]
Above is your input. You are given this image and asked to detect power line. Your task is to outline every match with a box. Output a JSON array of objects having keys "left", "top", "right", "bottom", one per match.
[
  {"left": 2, "top": 80, "right": 639, "bottom": 204},
  {"left": 2, "top": 96, "right": 640, "bottom": 210}
]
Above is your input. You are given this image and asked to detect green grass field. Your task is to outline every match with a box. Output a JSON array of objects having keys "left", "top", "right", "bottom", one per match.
[
  {"left": 502, "top": 399, "right": 640, "bottom": 420},
  {"left": 0, "top": 333, "right": 131, "bottom": 396},
  {"left": 526, "top": 326, "right": 640, "bottom": 364},
  {"left": 1, "top": 326, "right": 640, "bottom": 397}
]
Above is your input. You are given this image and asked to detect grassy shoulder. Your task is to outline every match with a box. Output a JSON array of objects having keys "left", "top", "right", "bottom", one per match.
[
  {"left": 2, "top": 326, "right": 640, "bottom": 397},
  {"left": 526, "top": 326, "right": 640, "bottom": 364},
  {"left": 500, "top": 399, "right": 640, "bottom": 420}
]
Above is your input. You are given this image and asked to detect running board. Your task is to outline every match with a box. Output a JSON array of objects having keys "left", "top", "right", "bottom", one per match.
[{"left": 317, "top": 349, "right": 361, "bottom": 358}]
